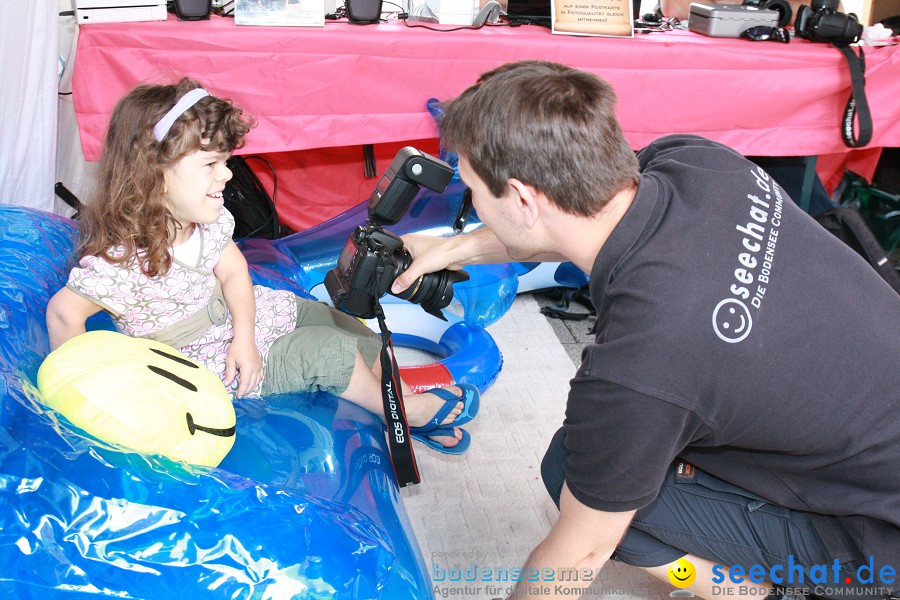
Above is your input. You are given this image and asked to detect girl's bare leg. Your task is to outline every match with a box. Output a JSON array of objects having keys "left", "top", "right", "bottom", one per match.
[{"left": 341, "top": 351, "right": 463, "bottom": 447}]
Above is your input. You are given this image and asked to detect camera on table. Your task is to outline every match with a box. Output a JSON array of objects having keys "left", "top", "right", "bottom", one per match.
[
  {"left": 795, "top": 0, "right": 862, "bottom": 44},
  {"left": 742, "top": 0, "right": 792, "bottom": 27},
  {"left": 325, "top": 147, "right": 468, "bottom": 321},
  {"left": 741, "top": 0, "right": 794, "bottom": 27}
]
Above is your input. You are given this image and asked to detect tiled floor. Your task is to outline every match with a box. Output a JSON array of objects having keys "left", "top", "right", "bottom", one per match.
[{"left": 399, "top": 294, "right": 673, "bottom": 600}]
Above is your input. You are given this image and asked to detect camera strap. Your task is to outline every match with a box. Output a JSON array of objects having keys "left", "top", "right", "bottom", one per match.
[
  {"left": 836, "top": 44, "right": 872, "bottom": 148},
  {"left": 374, "top": 300, "right": 421, "bottom": 487}
]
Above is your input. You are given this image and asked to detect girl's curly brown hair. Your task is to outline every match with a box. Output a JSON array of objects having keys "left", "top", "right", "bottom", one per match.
[{"left": 78, "top": 78, "right": 254, "bottom": 277}]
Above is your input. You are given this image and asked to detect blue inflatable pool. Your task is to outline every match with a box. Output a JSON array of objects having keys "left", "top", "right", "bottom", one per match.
[{"left": 0, "top": 206, "right": 431, "bottom": 599}]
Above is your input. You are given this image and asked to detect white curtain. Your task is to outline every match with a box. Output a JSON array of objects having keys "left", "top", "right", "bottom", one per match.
[
  {"left": 57, "top": 8, "right": 97, "bottom": 216},
  {"left": 0, "top": 1, "right": 59, "bottom": 212}
]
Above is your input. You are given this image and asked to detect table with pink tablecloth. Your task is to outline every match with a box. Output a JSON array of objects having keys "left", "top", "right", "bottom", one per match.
[{"left": 73, "top": 16, "right": 900, "bottom": 229}]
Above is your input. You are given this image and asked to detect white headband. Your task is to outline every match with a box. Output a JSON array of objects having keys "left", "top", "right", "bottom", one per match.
[{"left": 153, "top": 88, "right": 210, "bottom": 142}]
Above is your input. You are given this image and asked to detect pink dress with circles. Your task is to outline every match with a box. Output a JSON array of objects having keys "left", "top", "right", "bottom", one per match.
[{"left": 66, "top": 208, "right": 298, "bottom": 397}]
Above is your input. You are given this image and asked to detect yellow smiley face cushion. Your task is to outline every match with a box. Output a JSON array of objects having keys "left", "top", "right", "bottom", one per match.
[{"left": 37, "top": 331, "right": 235, "bottom": 467}]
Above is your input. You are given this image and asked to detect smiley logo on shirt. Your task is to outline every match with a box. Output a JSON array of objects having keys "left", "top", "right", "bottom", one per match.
[{"left": 712, "top": 298, "right": 752, "bottom": 343}]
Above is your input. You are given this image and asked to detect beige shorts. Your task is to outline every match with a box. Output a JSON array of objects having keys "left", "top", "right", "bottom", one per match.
[{"left": 260, "top": 297, "right": 381, "bottom": 397}]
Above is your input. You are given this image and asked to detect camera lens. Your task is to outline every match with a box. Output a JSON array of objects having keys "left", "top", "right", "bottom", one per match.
[
  {"left": 395, "top": 269, "right": 470, "bottom": 311},
  {"left": 391, "top": 251, "right": 470, "bottom": 317}
]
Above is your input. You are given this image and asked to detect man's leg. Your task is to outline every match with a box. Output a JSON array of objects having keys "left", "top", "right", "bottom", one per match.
[
  {"left": 541, "top": 428, "right": 688, "bottom": 568},
  {"left": 540, "top": 427, "right": 869, "bottom": 600}
]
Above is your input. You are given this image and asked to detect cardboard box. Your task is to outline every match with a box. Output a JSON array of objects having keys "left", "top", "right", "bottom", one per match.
[{"left": 861, "top": 0, "right": 900, "bottom": 25}]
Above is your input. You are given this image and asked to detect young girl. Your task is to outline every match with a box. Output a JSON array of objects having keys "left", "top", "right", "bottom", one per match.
[{"left": 45, "top": 79, "right": 477, "bottom": 453}]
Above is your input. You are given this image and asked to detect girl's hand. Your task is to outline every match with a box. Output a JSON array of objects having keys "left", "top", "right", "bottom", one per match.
[{"left": 224, "top": 338, "right": 263, "bottom": 397}]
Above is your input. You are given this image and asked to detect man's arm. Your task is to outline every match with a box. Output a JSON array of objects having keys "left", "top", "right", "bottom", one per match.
[
  {"left": 214, "top": 241, "right": 263, "bottom": 396},
  {"left": 509, "top": 483, "right": 635, "bottom": 599},
  {"left": 392, "top": 227, "right": 567, "bottom": 294}
]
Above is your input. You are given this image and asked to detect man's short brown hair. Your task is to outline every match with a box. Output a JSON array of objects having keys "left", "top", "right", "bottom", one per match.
[{"left": 441, "top": 61, "right": 639, "bottom": 216}]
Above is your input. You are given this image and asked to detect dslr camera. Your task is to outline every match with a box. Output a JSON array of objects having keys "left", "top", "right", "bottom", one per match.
[
  {"left": 741, "top": 0, "right": 792, "bottom": 27},
  {"left": 795, "top": 0, "right": 862, "bottom": 44},
  {"left": 325, "top": 147, "right": 469, "bottom": 320}
]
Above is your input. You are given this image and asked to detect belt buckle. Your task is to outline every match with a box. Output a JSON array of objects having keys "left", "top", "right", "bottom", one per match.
[{"left": 207, "top": 295, "right": 228, "bottom": 326}]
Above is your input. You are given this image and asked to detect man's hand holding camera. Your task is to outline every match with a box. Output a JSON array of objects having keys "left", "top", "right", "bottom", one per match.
[
  {"left": 390, "top": 233, "right": 461, "bottom": 295},
  {"left": 391, "top": 230, "right": 507, "bottom": 296}
]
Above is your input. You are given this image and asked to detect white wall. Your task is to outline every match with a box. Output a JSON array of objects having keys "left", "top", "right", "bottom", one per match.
[{"left": 842, "top": 0, "right": 863, "bottom": 15}]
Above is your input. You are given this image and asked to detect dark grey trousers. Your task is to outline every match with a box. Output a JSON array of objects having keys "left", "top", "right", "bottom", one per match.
[{"left": 540, "top": 427, "right": 893, "bottom": 600}]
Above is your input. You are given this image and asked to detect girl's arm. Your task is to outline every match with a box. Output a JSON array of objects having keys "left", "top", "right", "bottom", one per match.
[
  {"left": 214, "top": 241, "right": 263, "bottom": 397},
  {"left": 46, "top": 287, "right": 103, "bottom": 351}
]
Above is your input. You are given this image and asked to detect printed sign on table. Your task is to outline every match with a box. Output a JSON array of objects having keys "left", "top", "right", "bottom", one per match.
[{"left": 551, "top": 0, "right": 633, "bottom": 36}]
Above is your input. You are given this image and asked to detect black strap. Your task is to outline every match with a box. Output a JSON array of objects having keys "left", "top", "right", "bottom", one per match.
[
  {"left": 374, "top": 301, "right": 420, "bottom": 487},
  {"left": 836, "top": 44, "right": 872, "bottom": 148},
  {"left": 813, "top": 207, "right": 900, "bottom": 295},
  {"left": 453, "top": 188, "right": 473, "bottom": 233},
  {"left": 537, "top": 285, "right": 596, "bottom": 321}
]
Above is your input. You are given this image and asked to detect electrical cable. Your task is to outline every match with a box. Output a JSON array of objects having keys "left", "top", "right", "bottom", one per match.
[{"left": 400, "top": 17, "right": 508, "bottom": 31}]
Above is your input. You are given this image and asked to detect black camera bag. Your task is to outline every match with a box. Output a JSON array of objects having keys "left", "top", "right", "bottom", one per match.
[
  {"left": 223, "top": 155, "right": 285, "bottom": 239},
  {"left": 813, "top": 206, "right": 900, "bottom": 295}
]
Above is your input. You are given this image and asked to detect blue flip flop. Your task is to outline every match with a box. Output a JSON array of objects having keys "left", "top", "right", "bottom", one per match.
[
  {"left": 412, "top": 384, "right": 480, "bottom": 433},
  {"left": 412, "top": 426, "right": 471, "bottom": 455}
]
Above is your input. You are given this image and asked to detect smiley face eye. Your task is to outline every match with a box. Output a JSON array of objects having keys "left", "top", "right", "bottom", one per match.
[
  {"left": 150, "top": 348, "right": 200, "bottom": 369},
  {"left": 146, "top": 349, "right": 202, "bottom": 391},
  {"left": 146, "top": 365, "right": 198, "bottom": 392}
]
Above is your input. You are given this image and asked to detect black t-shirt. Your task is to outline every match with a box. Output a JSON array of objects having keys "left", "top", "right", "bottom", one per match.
[{"left": 563, "top": 135, "right": 900, "bottom": 568}]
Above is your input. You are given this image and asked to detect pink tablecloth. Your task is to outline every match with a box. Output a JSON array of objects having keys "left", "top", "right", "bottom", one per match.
[
  {"left": 73, "top": 16, "right": 900, "bottom": 229},
  {"left": 73, "top": 16, "right": 900, "bottom": 159}
]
